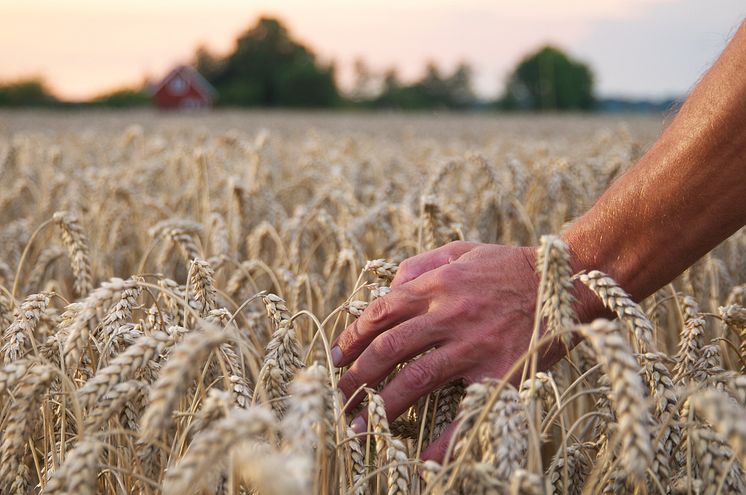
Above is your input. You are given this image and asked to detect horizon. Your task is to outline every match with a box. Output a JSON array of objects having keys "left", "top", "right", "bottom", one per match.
[{"left": 1, "top": 0, "right": 744, "bottom": 101}]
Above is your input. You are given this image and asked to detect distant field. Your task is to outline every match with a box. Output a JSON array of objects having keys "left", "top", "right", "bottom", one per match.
[
  {"left": 0, "top": 108, "right": 665, "bottom": 141},
  {"left": 1, "top": 110, "right": 744, "bottom": 495}
]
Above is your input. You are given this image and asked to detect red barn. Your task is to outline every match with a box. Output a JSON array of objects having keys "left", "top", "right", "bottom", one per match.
[{"left": 151, "top": 65, "right": 217, "bottom": 110}]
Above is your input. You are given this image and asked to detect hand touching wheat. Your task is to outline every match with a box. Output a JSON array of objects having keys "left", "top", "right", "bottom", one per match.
[{"left": 333, "top": 241, "right": 568, "bottom": 460}]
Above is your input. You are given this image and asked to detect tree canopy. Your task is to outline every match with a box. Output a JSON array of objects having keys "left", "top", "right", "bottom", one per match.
[
  {"left": 196, "top": 17, "right": 339, "bottom": 107},
  {"left": 91, "top": 87, "right": 149, "bottom": 107},
  {"left": 0, "top": 78, "right": 58, "bottom": 107},
  {"left": 372, "top": 62, "right": 476, "bottom": 110},
  {"left": 499, "top": 45, "right": 595, "bottom": 111}
]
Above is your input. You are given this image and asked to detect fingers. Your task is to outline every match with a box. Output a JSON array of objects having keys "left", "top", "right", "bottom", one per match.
[
  {"left": 350, "top": 347, "right": 461, "bottom": 433},
  {"left": 337, "top": 315, "right": 439, "bottom": 407},
  {"left": 332, "top": 288, "right": 425, "bottom": 367},
  {"left": 421, "top": 420, "right": 460, "bottom": 462},
  {"left": 391, "top": 241, "right": 476, "bottom": 288}
]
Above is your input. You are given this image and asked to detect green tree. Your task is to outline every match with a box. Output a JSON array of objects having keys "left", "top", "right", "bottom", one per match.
[
  {"left": 373, "top": 62, "right": 476, "bottom": 110},
  {"left": 350, "top": 57, "right": 377, "bottom": 104},
  {"left": 0, "top": 78, "right": 58, "bottom": 107},
  {"left": 91, "top": 87, "right": 149, "bottom": 107},
  {"left": 203, "top": 17, "right": 339, "bottom": 107},
  {"left": 500, "top": 46, "right": 594, "bottom": 111},
  {"left": 194, "top": 45, "right": 224, "bottom": 82},
  {"left": 444, "top": 62, "right": 476, "bottom": 109}
]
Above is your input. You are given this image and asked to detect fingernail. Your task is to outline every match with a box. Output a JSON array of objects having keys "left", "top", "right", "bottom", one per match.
[
  {"left": 338, "top": 389, "right": 348, "bottom": 404},
  {"left": 331, "top": 346, "right": 343, "bottom": 367},
  {"left": 350, "top": 416, "right": 366, "bottom": 434}
]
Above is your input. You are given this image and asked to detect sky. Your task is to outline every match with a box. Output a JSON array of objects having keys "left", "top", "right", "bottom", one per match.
[{"left": 1, "top": 0, "right": 744, "bottom": 100}]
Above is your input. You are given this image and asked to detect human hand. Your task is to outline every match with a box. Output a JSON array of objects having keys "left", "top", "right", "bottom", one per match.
[{"left": 332, "top": 241, "right": 566, "bottom": 462}]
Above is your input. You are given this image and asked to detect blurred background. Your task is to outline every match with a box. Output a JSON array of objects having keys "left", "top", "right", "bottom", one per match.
[{"left": 1, "top": 0, "right": 744, "bottom": 111}]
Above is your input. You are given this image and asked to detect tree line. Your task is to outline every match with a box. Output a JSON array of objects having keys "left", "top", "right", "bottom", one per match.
[{"left": 1, "top": 17, "right": 595, "bottom": 111}]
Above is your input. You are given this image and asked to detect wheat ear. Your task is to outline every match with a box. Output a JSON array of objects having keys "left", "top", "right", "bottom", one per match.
[
  {"left": 674, "top": 323, "right": 707, "bottom": 384},
  {"left": 84, "top": 379, "right": 145, "bottom": 431},
  {"left": 0, "top": 364, "right": 54, "bottom": 492},
  {"left": 0, "top": 359, "right": 30, "bottom": 396},
  {"left": 691, "top": 389, "right": 746, "bottom": 470},
  {"left": 99, "top": 281, "right": 142, "bottom": 340},
  {"left": 536, "top": 235, "right": 576, "bottom": 346},
  {"left": 188, "top": 258, "right": 216, "bottom": 316},
  {"left": 77, "top": 330, "right": 172, "bottom": 410},
  {"left": 546, "top": 442, "right": 594, "bottom": 495},
  {"left": 162, "top": 407, "right": 276, "bottom": 495},
  {"left": 258, "top": 296, "right": 303, "bottom": 416},
  {"left": 53, "top": 210, "right": 93, "bottom": 297},
  {"left": 346, "top": 427, "right": 368, "bottom": 495},
  {"left": 44, "top": 438, "right": 102, "bottom": 495},
  {"left": 63, "top": 277, "right": 140, "bottom": 372},
  {"left": 282, "top": 364, "right": 328, "bottom": 489},
  {"left": 577, "top": 319, "right": 652, "bottom": 483},
  {"left": 477, "top": 384, "right": 528, "bottom": 480},
  {"left": 363, "top": 259, "right": 398, "bottom": 283},
  {"left": 577, "top": 270, "right": 654, "bottom": 351},
  {"left": 386, "top": 438, "right": 410, "bottom": 495},
  {"left": 2, "top": 291, "right": 50, "bottom": 363},
  {"left": 140, "top": 326, "right": 227, "bottom": 441}
]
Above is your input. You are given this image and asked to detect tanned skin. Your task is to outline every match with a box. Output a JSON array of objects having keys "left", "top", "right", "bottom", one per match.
[{"left": 331, "top": 19, "right": 746, "bottom": 461}]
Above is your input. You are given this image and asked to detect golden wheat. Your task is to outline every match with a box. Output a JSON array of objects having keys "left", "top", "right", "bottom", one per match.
[{"left": 0, "top": 112, "right": 743, "bottom": 494}]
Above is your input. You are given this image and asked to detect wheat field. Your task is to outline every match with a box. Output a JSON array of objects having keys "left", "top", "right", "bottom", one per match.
[{"left": 0, "top": 110, "right": 744, "bottom": 494}]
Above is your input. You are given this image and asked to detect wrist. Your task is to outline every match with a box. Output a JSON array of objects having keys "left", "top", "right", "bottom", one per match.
[{"left": 565, "top": 241, "right": 613, "bottom": 323}]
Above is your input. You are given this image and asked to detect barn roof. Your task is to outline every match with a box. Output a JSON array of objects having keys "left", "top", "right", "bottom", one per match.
[{"left": 151, "top": 65, "right": 217, "bottom": 99}]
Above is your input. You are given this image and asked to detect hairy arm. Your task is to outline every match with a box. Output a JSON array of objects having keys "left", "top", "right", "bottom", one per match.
[
  {"left": 566, "top": 19, "right": 746, "bottom": 304},
  {"left": 332, "top": 19, "right": 746, "bottom": 462}
]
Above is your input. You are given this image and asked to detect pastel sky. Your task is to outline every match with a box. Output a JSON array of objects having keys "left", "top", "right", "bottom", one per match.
[{"left": 1, "top": 0, "right": 744, "bottom": 100}]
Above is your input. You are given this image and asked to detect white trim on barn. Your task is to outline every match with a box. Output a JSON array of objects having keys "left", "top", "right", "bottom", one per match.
[{"left": 151, "top": 65, "right": 217, "bottom": 101}]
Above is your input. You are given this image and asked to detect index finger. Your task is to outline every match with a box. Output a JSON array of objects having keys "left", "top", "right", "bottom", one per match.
[
  {"left": 391, "top": 241, "right": 476, "bottom": 288},
  {"left": 332, "top": 288, "right": 425, "bottom": 367}
]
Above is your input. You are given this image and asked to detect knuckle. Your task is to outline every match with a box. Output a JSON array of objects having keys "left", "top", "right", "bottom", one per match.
[
  {"left": 339, "top": 369, "right": 361, "bottom": 396},
  {"left": 446, "top": 240, "right": 468, "bottom": 252},
  {"left": 429, "top": 266, "right": 452, "bottom": 289},
  {"left": 398, "top": 258, "right": 412, "bottom": 274},
  {"left": 338, "top": 321, "right": 361, "bottom": 353},
  {"left": 450, "top": 297, "right": 477, "bottom": 320},
  {"left": 365, "top": 297, "right": 391, "bottom": 325},
  {"left": 403, "top": 359, "right": 438, "bottom": 391},
  {"left": 372, "top": 332, "right": 401, "bottom": 360},
  {"left": 392, "top": 260, "right": 411, "bottom": 285}
]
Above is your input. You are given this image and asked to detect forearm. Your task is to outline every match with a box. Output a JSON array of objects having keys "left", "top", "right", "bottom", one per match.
[{"left": 564, "top": 20, "right": 746, "bottom": 310}]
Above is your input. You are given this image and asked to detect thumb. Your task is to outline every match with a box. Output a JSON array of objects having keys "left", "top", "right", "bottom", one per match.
[
  {"left": 392, "top": 241, "right": 477, "bottom": 288},
  {"left": 421, "top": 420, "right": 460, "bottom": 463}
]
